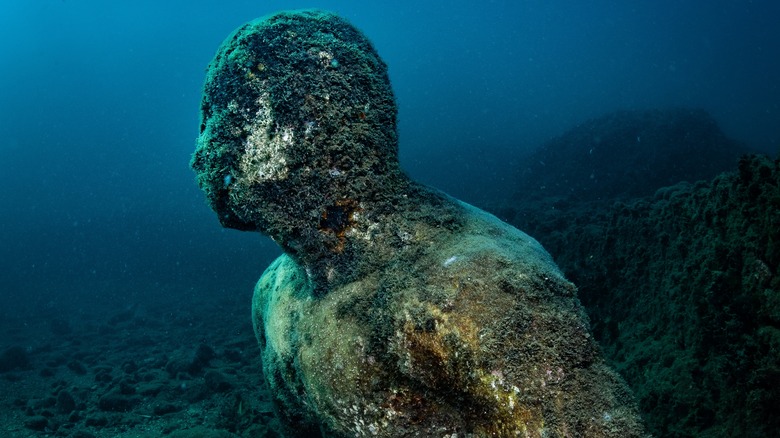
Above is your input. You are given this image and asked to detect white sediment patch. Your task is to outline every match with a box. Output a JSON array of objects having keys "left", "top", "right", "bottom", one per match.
[
  {"left": 443, "top": 255, "right": 458, "bottom": 267},
  {"left": 238, "top": 93, "right": 292, "bottom": 183}
]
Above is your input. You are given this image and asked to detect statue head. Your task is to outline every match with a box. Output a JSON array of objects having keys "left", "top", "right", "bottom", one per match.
[{"left": 191, "top": 10, "right": 402, "bottom": 251}]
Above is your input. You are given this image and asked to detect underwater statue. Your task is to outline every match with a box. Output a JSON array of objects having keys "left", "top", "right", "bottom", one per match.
[{"left": 191, "top": 10, "right": 647, "bottom": 437}]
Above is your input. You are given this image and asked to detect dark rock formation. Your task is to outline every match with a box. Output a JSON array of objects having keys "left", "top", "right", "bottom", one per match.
[
  {"left": 514, "top": 109, "right": 751, "bottom": 202},
  {"left": 504, "top": 154, "right": 780, "bottom": 437}
]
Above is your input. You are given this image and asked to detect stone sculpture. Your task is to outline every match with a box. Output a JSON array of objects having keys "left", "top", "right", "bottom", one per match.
[{"left": 191, "top": 10, "right": 647, "bottom": 437}]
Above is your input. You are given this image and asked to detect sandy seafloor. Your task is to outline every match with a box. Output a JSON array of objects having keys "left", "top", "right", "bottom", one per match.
[{"left": 0, "top": 289, "right": 282, "bottom": 437}]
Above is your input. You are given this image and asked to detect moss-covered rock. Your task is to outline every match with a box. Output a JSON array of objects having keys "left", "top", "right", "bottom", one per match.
[{"left": 505, "top": 154, "right": 780, "bottom": 437}]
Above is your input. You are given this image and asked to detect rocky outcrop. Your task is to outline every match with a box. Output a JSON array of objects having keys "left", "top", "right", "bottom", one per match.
[
  {"left": 504, "top": 146, "right": 779, "bottom": 437},
  {"left": 513, "top": 109, "right": 751, "bottom": 202}
]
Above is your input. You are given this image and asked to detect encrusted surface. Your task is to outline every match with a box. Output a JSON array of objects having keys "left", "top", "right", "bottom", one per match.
[
  {"left": 192, "top": 9, "right": 647, "bottom": 437},
  {"left": 506, "top": 154, "right": 780, "bottom": 437}
]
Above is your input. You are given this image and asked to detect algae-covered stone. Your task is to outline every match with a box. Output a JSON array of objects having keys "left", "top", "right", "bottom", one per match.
[
  {"left": 506, "top": 154, "right": 780, "bottom": 437},
  {"left": 192, "top": 9, "right": 647, "bottom": 437}
]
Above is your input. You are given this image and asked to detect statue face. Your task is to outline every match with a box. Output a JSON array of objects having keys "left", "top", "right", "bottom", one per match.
[{"left": 192, "top": 10, "right": 399, "bottom": 232}]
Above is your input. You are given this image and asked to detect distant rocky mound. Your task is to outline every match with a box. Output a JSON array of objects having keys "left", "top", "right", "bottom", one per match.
[
  {"left": 495, "top": 108, "right": 780, "bottom": 437},
  {"left": 515, "top": 108, "right": 751, "bottom": 202}
]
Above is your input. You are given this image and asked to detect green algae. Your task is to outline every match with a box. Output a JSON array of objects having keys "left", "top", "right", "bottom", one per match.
[{"left": 507, "top": 154, "right": 780, "bottom": 437}]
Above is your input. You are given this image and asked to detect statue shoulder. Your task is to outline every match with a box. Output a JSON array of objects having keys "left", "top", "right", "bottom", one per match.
[{"left": 254, "top": 254, "right": 313, "bottom": 306}]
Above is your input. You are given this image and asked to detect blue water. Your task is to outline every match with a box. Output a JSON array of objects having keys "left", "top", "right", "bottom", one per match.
[{"left": 1, "top": 0, "right": 778, "bottom": 321}]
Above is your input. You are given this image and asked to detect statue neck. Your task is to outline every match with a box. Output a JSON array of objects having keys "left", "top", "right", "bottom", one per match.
[{"left": 273, "top": 179, "right": 463, "bottom": 295}]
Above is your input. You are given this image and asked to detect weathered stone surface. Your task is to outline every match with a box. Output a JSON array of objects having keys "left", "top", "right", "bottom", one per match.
[
  {"left": 192, "top": 10, "right": 646, "bottom": 437},
  {"left": 504, "top": 154, "right": 780, "bottom": 437}
]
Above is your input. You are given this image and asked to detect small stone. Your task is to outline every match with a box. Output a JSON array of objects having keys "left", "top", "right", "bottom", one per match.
[
  {"left": 67, "top": 360, "right": 87, "bottom": 375},
  {"left": 84, "top": 414, "right": 109, "bottom": 427},
  {"left": 118, "top": 379, "right": 136, "bottom": 395},
  {"left": 94, "top": 369, "right": 112, "bottom": 383},
  {"left": 153, "top": 403, "right": 182, "bottom": 415},
  {"left": 97, "top": 389, "right": 138, "bottom": 412},
  {"left": 190, "top": 344, "right": 216, "bottom": 374},
  {"left": 121, "top": 360, "right": 138, "bottom": 374},
  {"left": 164, "top": 353, "right": 190, "bottom": 378},
  {"left": 40, "top": 396, "right": 56, "bottom": 408},
  {"left": 204, "top": 370, "right": 232, "bottom": 393},
  {"left": 68, "top": 411, "right": 82, "bottom": 423},
  {"left": 24, "top": 415, "right": 48, "bottom": 431},
  {"left": 137, "top": 382, "right": 164, "bottom": 396},
  {"left": 56, "top": 390, "right": 76, "bottom": 414}
]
